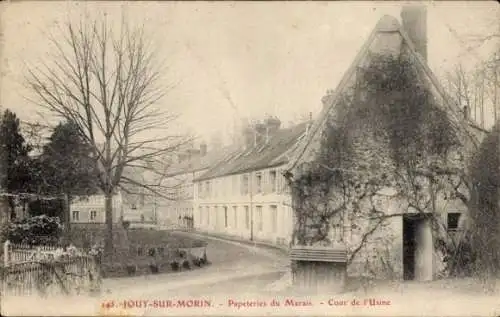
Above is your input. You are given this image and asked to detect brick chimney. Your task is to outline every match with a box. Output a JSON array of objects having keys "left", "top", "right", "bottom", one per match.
[
  {"left": 200, "top": 142, "right": 207, "bottom": 156},
  {"left": 264, "top": 116, "right": 281, "bottom": 143},
  {"left": 401, "top": 5, "right": 428, "bottom": 62},
  {"left": 255, "top": 122, "right": 266, "bottom": 145},
  {"left": 243, "top": 125, "right": 255, "bottom": 149}
]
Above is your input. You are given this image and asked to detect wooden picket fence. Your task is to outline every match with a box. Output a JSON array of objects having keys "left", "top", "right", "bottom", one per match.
[
  {"left": 1, "top": 241, "right": 101, "bottom": 297},
  {"left": 3, "top": 242, "right": 62, "bottom": 265}
]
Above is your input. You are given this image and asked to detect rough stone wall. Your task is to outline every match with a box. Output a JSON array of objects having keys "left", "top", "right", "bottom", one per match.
[
  {"left": 289, "top": 25, "right": 471, "bottom": 280},
  {"left": 345, "top": 199, "right": 405, "bottom": 280}
]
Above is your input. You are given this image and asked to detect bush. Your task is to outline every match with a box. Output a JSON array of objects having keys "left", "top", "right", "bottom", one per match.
[
  {"left": 157, "top": 247, "right": 164, "bottom": 256},
  {"left": 178, "top": 250, "right": 187, "bottom": 259},
  {"left": 436, "top": 235, "right": 477, "bottom": 278},
  {"left": 7, "top": 215, "right": 62, "bottom": 245},
  {"left": 170, "top": 261, "right": 180, "bottom": 271},
  {"left": 468, "top": 124, "right": 500, "bottom": 280},
  {"left": 89, "top": 229, "right": 208, "bottom": 277},
  {"left": 126, "top": 264, "right": 137, "bottom": 276},
  {"left": 149, "top": 263, "right": 159, "bottom": 274},
  {"left": 101, "top": 262, "right": 124, "bottom": 278}
]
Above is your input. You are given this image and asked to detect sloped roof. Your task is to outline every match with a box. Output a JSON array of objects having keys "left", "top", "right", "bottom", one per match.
[
  {"left": 286, "top": 14, "right": 483, "bottom": 172},
  {"left": 195, "top": 122, "right": 308, "bottom": 181},
  {"left": 164, "top": 144, "right": 240, "bottom": 178}
]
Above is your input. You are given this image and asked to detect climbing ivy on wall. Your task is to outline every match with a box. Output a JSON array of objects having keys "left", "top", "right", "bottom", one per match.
[{"left": 288, "top": 53, "right": 465, "bottom": 271}]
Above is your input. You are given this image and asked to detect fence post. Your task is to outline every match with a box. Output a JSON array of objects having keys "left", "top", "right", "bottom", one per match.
[
  {"left": 3, "top": 240, "right": 10, "bottom": 267},
  {"left": 36, "top": 246, "right": 41, "bottom": 261}
]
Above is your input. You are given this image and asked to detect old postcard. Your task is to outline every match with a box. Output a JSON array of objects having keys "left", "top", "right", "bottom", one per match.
[{"left": 0, "top": 0, "right": 499, "bottom": 316}]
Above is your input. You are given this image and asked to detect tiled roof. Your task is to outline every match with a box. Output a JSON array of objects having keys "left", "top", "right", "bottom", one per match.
[
  {"left": 195, "top": 122, "right": 308, "bottom": 181},
  {"left": 164, "top": 145, "right": 240, "bottom": 178}
]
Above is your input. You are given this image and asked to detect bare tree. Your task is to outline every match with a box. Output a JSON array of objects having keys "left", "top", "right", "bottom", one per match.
[
  {"left": 445, "top": 12, "right": 500, "bottom": 129},
  {"left": 26, "top": 14, "right": 191, "bottom": 255}
]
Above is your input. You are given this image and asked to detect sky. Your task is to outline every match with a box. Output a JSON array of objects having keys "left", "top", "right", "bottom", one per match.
[{"left": 0, "top": 1, "right": 499, "bottom": 147}]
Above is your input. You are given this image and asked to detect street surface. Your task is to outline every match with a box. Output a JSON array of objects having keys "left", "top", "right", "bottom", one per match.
[
  {"left": 2, "top": 233, "right": 500, "bottom": 316},
  {"left": 102, "top": 232, "right": 289, "bottom": 298}
]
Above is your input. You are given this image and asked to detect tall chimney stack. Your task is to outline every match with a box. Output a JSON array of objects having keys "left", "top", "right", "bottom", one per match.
[{"left": 401, "top": 5, "right": 428, "bottom": 62}]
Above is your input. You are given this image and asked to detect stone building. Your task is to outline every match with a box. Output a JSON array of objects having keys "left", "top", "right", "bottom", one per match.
[
  {"left": 157, "top": 143, "right": 239, "bottom": 228},
  {"left": 193, "top": 117, "right": 309, "bottom": 246},
  {"left": 284, "top": 6, "right": 483, "bottom": 281},
  {"left": 69, "top": 193, "right": 123, "bottom": 224}
]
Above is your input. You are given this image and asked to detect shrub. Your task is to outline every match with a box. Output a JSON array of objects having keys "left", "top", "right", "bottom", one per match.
[
  {"left": 468, "top": 124, "right": 500, "bottom": 281},
  {"left": 157, "top": 247, "right": 164, "bottom": 256},
  {"left": 101, "top": 262, "right": 124, "bottom": 278},
  {"left": 7, "top": 215, "right": 62, "bottom": 245},
  {"left": 126, "top": 264, "right": 137, "bottom": 276},
  {"left": 193, "top": 258, "right": 202, "bottom": 267},
  {"left": 149, "top": 263, "right": 159, "bottom": 274},
  {"left": 170, "top": 261, "right": 180, "bottom": 271},
  {"left": 93, "top": 229, "right": 208, "bottom": 277}
]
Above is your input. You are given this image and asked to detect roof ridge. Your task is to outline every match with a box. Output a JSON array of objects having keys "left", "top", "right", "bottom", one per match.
[
  {"left": 194, "top": 122, "right": 308, "bottom": 181},
  {"left": 285, "top": 15, "right": 384, "bottom": 171},
  {"left": 285, "top": 13, "right": 481, "bottom": 173}
]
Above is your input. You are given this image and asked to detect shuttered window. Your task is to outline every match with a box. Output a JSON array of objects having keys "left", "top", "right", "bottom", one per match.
[
  {"left": 241, "top": 175, "right": 249, "bottom": 195},
  {"left": 244, "top": 206, "right": 250, "bottom": 229},
  {"left": 270, "top": 171, "right": 277, "bottom": 193},
  {"left": 256, "top": 206, "right": 263, "bottom": 232},
  {"left": 233, "top": 206, "right": 238, "bottom": 228},
  {"left": 270, "top": 205, "right": 278, "bottom": 232}
]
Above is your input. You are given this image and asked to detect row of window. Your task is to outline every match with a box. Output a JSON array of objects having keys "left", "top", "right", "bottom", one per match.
[
  {"left": 197, "top": 170, "right": 285, "bottom": 198},
  {"left": 172, "top": 184, "right": 194, "bottom": 200},
  {"left": 173, "top": 207, "right": 194, "bottom": 217},
  {"left": 72, "top": 210, "right": 98, "bottom": 221},
  {"left": 197, "top": 204, "right": 279, "bottom": 232}
]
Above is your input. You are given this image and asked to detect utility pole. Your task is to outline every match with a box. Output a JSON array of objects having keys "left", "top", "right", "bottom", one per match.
[{"left": 249, "top": 173, "right": 254, "bottom": 241}]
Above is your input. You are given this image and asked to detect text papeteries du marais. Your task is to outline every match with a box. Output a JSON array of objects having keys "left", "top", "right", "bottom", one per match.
[{"left": 101, "top": 298, "right": 391, "bottom": 310}]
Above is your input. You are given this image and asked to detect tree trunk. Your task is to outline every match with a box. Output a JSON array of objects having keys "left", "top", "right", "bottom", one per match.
[
  {"left": 104, "top": 192, "right": 114, "bottom": 256},
  {"left": 8, "top": 196, "right": 15, "bottom": 221},
  {"left": 62, "top": 193, "right": 71, "bottom": 245},
  {"left": 0, "top": 196, "right": 10, "bottom": 244}
]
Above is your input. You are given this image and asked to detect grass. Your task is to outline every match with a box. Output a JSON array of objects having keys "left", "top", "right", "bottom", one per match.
[
  {"left": 127, "top": 228, "right": 206, "bottom": 248},
  {"left": 68, "top": 225, "right": 208, "bottom": 278}
]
